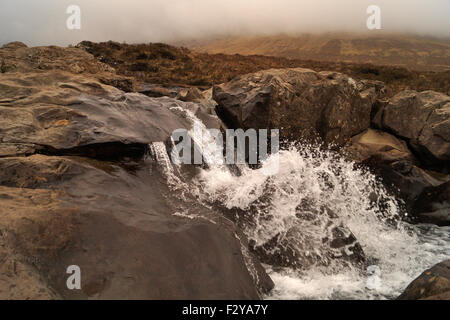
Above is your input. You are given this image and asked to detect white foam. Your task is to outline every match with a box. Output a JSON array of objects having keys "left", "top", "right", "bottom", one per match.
[
  {"left": 194, "top": 145, "right": 450, "bottom": 299},
  {"left": 154, "top": 106, "right": 449, "bottom": 300}
]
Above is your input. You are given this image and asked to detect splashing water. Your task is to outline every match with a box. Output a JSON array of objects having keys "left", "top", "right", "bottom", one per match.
[
  {"left": 193, "top": 145, "right": 450, "bottom": 300},
  {"left": 152, "top": 105, "right": 449, "bottom": 300}
]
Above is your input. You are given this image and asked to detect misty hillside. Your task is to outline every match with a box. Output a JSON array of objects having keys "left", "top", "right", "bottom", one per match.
[{"left": 179, "top": 33, "right": 450, "bottom": 72}]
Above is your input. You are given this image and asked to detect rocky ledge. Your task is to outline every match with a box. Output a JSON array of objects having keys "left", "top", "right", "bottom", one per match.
[{"left": 0, "top": 42, "right": 273, "bottom": 299}]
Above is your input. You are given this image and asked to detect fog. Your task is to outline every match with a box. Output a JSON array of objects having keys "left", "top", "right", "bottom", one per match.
[{"left": 1, "top": 0, "right": 450, "bottom": 46}]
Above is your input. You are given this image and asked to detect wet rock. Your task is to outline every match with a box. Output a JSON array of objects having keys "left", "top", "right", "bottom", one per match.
[
  {"left": 411, "top": 181, "right": 450, "bottom": 226},
  {"left": 251, "top": 223, "right": 365, "bottom": 271},
  {"left": 0, "top": 239, "right": 61, "bottom": 299},
  {"left": 374, "top": 90, "right": 450, "bottom": 170},
  {"left": 346, "top": 129, "right": 416, "bottom": 164},
  {"left": 139, "top": 84, "right": 223, "bottom": 130},
  {"left": 229, "top": 200, "right": 366, "bottom": 271},
  {"left": 0, "top": 42, "right": 273, "bottom": 299},
  {"left": 366, "top": 158, "right": 448, "bottom": 219},
  {"left": 0, "top": 155, "right": 273, "bottom": 299},
  {"left": 398, "top": 260, "right": 450, "bottom": 300},
  {"left": 0, "top": 72, "right": 196, "bottom": 154},
  {"left": 346, "top": 129, "right": 449, "bottom": 225},
  {"left": 0, "top": 143, "right": 37, "bottom": 157},
  {"left": 213, "top": 68, "right": 384, "bottom": 146}
]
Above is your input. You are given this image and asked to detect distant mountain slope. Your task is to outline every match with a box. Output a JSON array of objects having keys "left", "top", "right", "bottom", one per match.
[{"left": 180, "top": 33, "right": 450, "bottom": 72}]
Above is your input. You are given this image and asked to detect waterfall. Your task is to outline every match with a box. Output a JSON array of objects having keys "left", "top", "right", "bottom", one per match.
[
  {"left": 149, "top": 141, "right": 183, "bottom": 188},
  {"left": 152, "top": 104, "right": 450, "bottom": 300}
]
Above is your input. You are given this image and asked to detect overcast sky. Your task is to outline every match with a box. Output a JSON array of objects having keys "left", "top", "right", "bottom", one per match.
[{"left": 1, "top": 0, "right": 449, "bottom": 46}]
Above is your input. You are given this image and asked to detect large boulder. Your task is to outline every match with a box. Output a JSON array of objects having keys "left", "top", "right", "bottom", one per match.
[
  {"left": 0, "top": 71, "right": 210, "bottom": 156},
  {"left": 0, "top": 43, "right": 273, "bottom": 299},
  {"left": 374, "top": 90, "right": 450, "bottom": 170},
  {"left": 361, "top": 158, "right": 449, "bottom": 224},
  {"left": 346, "top": 129, "right": 449, "bottom": 225},
  {"left": 398, "top": 260, "right": 450, "bottom": 300},
  {"left": 213, "top": 68, "right": 385, "bottom": 146}
]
